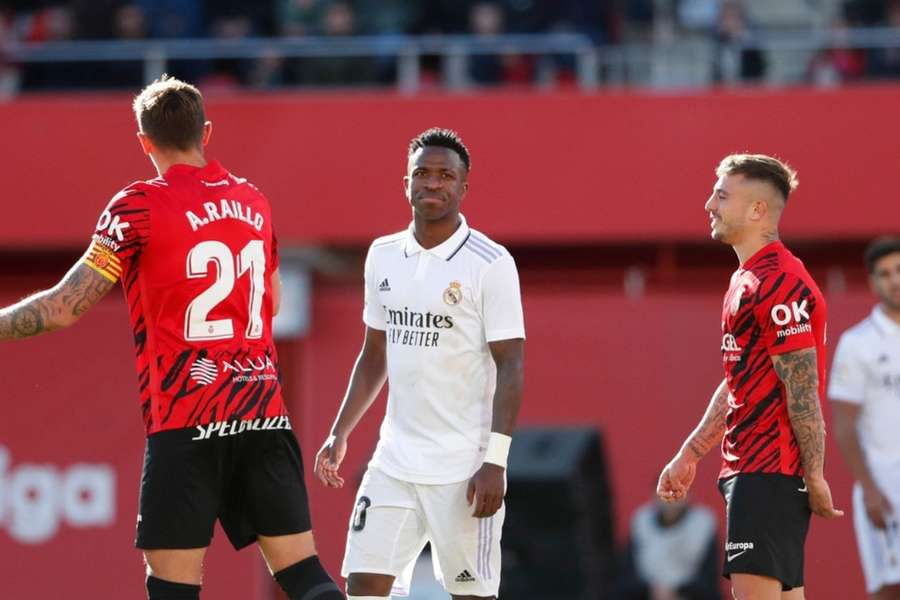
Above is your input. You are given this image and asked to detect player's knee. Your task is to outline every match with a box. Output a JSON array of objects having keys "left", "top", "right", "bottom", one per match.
[
  {"left": 146, "top": 575, "right": 201, "bottom": 599},
  {"left": 273, "top": 555, "right": 343, "bottom": 600},
  {"left": 346, "top": 572, "right": 394, "bottom": 596}
]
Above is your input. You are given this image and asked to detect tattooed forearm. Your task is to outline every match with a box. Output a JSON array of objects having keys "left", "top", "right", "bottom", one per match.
[
  {"left": 0, "top": 262, "right": 115, "bottom": 340},
  {"left": 683, "top": 379, "right": 730, "bottom": 460},
  {"left": 773, "top": 347, "right": 826, "bottom": 478}
]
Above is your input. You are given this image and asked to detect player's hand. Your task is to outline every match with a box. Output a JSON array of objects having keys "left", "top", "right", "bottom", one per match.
[
  {"left": 650, "top": 584, "right": 679, "bottom": 600},
  {"left": 314, "top": 434, "right": 347, "bottom": 489},
  {"left": 467, "top": 463, "right": 505, "bottom": 518},
  {"left": 656, "top": 453, "right": 696, "bottom": 502},
  {"left": 805, "top": 476, "right": 844, "bottom": 519},
  {"left": 862, "top": 481, "right": 892, "bottom": 529}
]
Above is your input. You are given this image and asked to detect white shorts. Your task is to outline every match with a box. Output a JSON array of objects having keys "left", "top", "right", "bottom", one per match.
[
  {"left": 853, "top": 482, "right": 900, "bottom": 594},
  {"left": 341, "top": 467, "right": 504, "bottom": 597}
]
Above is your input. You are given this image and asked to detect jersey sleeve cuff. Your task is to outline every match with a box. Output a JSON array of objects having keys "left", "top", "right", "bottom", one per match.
[
  {"left": 766, "top": 338, "right": 816, "bottom": 356},
  {"left": 486, "top": 328, "right": 526, "bottom": 343},
  {"left": 363, "top": 314, "right": 387, "bottom": 331}
]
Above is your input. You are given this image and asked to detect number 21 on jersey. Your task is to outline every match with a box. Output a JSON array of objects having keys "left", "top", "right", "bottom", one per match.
[{"left": 184, "top": 240, "right": 266, "bottom": 341}]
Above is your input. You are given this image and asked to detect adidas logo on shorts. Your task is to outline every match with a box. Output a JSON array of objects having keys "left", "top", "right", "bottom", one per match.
[
  {"left": 455, "top": 570, "right": 476, "bottom": 583},
  {"left": 379, "top": 278, "right": 391, "bottom": 291}
]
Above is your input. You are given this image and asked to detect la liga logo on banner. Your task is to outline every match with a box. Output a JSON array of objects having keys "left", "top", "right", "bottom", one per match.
[{"left": 0, "top": 445, "right": 116, "bottom": 544}]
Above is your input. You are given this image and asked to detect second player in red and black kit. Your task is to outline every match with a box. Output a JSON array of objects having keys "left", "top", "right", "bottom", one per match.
[
  {"left": 0, "top": 77, "right": 344, "bottom": 600},
  {"left": 719, "top": 240, "right": 827, "bottom": 479},
  {"left": 657, "top": 154, "right": 842, "bottom": 599}
]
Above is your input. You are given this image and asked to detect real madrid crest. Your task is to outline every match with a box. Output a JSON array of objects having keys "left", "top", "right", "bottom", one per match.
[{"left": 443, "top": 281, "right": 463, "bottom": 305}]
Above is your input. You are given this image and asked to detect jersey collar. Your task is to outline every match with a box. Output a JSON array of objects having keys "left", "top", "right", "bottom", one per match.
[
  {"left": 404, "top": 214, "right": 470, "bottom": 261},
  {"left": 872, "top": 305, "right": 900, "bottom": 336},
  {"left": 165, "top": 159, "right": 227, "bottom": 181},
  {"left": 741, "top": 240, "right": 784, "bottom": 270}
]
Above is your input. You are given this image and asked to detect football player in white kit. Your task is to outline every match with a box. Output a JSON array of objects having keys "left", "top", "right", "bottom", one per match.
[
  {"left": 830, "top": 237, "right": 900, "bottom": 600},
  {"left": 314, "top": 128, "right": 526, "bottom": 600}
]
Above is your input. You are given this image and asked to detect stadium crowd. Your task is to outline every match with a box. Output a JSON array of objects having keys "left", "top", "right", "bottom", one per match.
[{"left": 0, "top": 1, "right": 897, "bottom": 91}]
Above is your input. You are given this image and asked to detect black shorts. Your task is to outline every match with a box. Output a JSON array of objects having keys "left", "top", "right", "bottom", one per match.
[
  {"left": 718, "top": 473, "right": 811, "bottom": 590},
  {"left": 136, "top": 424, "right": 312, "bottom": 551}
]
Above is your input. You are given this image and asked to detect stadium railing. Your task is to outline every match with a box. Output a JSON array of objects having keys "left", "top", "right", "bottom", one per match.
[{"left": 6, "top": 27, "right": 900, "bottom": 91}]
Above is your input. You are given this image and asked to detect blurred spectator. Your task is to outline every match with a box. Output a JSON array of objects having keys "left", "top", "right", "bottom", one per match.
[
  {"left": 711, "top": 0, "right": 766, "bottom": 83},
  {"left": 20, "top": 5, "right": 90, "bottom": 90},
  {"left": 135, "top": 0, "right": 204, "bottom": 38},
  {"left": 842, "top": 0, "right": 888, "bottom": 25},
  {"left": 415, "top": 0, "right": 471, "bottom": 34},
  {"left": 277, "top": 0, "right": 328, "bottom": 37},
  {"left": 616, "top": 493, "right": 721, "bottom": 600},
  {"left": 287, "top": 2, "right": 378, "bottom": 87},
  {"left": 355, "top": 0, "right": 420, "bottom": 35},
  {"left": 808, "top": 14, "right": 867, "bottom": 86},
  {"left": 70, "top": 0, "right": 127, "bottom": 40},
  {"left": 202, "top": 14, "right": 256, "bottom": 91},
  {"left": 206, "top": 0, "right": 275, "bottom": 36},
  {"left": 868, "top": 0, "right": 900, "bottom": 78},
  {"left": 93, "top": 3, "right": 147, "bottom": 89},
  {"left": 469, "top": 2, "right": 508, "bottom": 85},
  {"left": 0, "top": 12, "right": 20, "bottom": 97}
]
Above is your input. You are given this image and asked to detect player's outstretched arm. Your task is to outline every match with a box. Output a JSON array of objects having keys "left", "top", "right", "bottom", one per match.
[
  {"left": 468, "top": 338, "right": 524, "bottom": 519},
  {"left": 0, "top": 259, "right": 115, "bottom": 341},
  {"left": 314, "top": 326, "right": 387, "bottom": 489},
  {"left": 772, "top": 347, "right": 843, "bottom": 519},
  {"left": 657, "top": 378, "right": 730, "bottom": 502}
]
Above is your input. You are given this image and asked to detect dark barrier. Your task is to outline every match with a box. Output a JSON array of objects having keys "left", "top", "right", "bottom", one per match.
[{"left": 502, "top": 427, "right": 615, "bottom": 599}]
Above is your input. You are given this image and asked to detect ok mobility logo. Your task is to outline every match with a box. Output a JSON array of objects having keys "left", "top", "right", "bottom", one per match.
[{"left": 771, "top": 300, "right": 812, "bottom": 339}]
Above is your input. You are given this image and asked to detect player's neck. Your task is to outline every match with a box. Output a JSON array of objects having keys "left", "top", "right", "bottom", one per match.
[
  {"left": 413, "top": 214, "right": 461, "bottom": 250},
  {"left": 880, "top": 302, "right": 900, "bottom": 325},
  {"left": 733, "top": 230, "right": 779, "bottom": 266},
  {"left": 151, "top": 150, "right": 207, "bottom": 177}
]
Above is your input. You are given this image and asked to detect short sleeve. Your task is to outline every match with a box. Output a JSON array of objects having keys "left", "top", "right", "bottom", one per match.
[
  {"left": 481, "top": 255, "right": 525, "bottom": 342},
  {"left": 84, "top": 186, "right": 151, "bottom": 283},
  {"left": 362, "top": 246, "right": 386, "bottom": 330},
  {"left": 828, "top": 332, "right": 866, "bottom": 404},
  {"left": 753, "top": 272, "right": 818, "bottom": 355}
]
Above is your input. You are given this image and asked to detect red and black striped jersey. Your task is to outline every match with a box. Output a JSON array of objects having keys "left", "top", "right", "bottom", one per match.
[
  {"left": 718, "top": 241, "right": 827, "bottom": 479},
  {"left": 85, "top": 160, "right": 289, "bottom": 435}
]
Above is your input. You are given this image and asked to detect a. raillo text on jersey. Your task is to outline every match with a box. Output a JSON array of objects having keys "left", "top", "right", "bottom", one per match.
[{"left": 185, "top": 198, "right": 265, "bottom": 232}]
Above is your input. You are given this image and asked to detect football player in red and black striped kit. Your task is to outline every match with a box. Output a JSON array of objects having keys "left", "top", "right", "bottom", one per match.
[
  {"left": 0, "top": 77, "right": 344, "bottom": 600},
  {"left": 657, "top": 154, "right": 843, "bottom": 600}
]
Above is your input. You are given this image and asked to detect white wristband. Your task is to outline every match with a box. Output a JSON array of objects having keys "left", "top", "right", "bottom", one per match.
[{"left": 484, "top": 432, "right": 512, "bottom": 468}]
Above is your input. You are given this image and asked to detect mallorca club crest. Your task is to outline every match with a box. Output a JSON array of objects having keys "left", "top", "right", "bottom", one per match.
[
  {"left": 443, "top": 281, "right": 463, "bottom": 305},
  {"left": 725, "top": 270, "right": 760, "bottom": 315}
]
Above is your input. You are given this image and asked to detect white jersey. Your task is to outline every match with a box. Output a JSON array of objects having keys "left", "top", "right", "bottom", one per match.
[
  {"left": 362, "top": 215, "right": 525, "bottom": 484},
  {"left": 829, "top": 306, "right": 900, "bottom": 478}
]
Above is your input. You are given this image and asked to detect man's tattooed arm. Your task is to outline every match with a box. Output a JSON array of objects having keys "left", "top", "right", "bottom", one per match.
[
  {"left": 682, "top": 378, "right": 730, "bottom": 460},
  {"left": 772, "top": 347, "right": 825, "bottom": 478},
  {"left": 0, "top": 262, "right": 116, "bottom": 340}
]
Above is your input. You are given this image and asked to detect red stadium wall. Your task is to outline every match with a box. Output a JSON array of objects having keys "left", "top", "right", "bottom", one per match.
[{"left": 0, "top": 85, "right": 896, "bottom": 249}]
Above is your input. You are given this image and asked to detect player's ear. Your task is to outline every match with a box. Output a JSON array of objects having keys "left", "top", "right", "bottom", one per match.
[
  {"left": 201, "top": 121, "right": 213, "bottom": 147},
  {"left": 403, "top": 175, "right": 412, "bottom": 201},
  {"left": 137, "top": 132, "right": 153, "bottom": 156}
]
